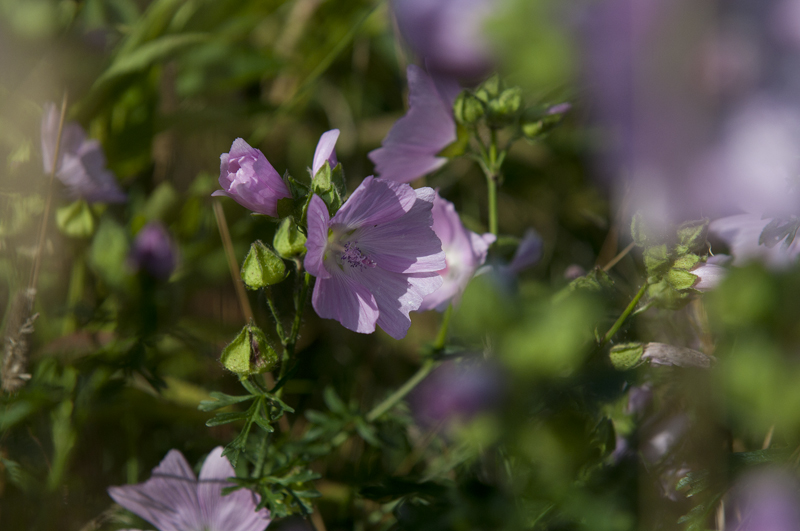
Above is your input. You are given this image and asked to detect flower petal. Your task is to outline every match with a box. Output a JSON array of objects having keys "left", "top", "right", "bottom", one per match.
[
  {"left": 358, "top": 268, "right": 443, "bottom": 339},
  {"left": 312, "top": 129, "right": 340, "bottom": 176},
  {"left": 199, "top": 447, "right": 271, "bottom": 531},
  {"left": 108, "top": 450, "right": 202, "bottom": 531},
  {"left": 356, "top": 187, "right": 445, "bottom": 273},
  {"left": 304, "top": 195, "right": 332, "bottom": 279},
  {"left": 368, "top": 65, "right": 457, "bottom": 183},
  {"left": 332, "top": 176, "right": 417, "bottom": 228},
  {"left": 312, "top": 271, "right": 379, "bottom": 334}
]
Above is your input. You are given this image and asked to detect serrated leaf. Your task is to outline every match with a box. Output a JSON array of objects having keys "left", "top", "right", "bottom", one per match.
[
  {"left": 205, "top": 411, "right": 249, "bottom": 427},
  {"left": 198, "top": 392, "right": 254, "bottom": 412}
]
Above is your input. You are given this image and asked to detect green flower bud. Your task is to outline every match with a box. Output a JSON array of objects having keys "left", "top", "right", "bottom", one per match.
[
  {"left": 241, "top": 241, "right": 286, "bottom": 289},
  {"left": 453, "top": 91, "right": 485, "bottom": 125},
  {"left": 273, "top": 217, "right": 307, "bottom": 259},
  {"left": 311, "top": 163, "right": 343, "bottom": 215},
  {"left": 220, "top": 323, "right": 279, "bottom": 376},
  {"left": 56, "top": 199, "right": 95, "bottom": 238},
  {"left": 475, "top": 74, "right": 501, "bottom": 103},
  {"left": 609, "top": 342, "right": 644, "bottom": 371}
]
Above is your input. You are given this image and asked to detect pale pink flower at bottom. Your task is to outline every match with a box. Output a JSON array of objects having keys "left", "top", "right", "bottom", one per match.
[
  {"left": 108, "top": 447, "right": 270, "bottom": 531},
  {"left": 418, "top": 192, "right": 495, "bottom": 312},
  {"left": 304, "top": 176, "right": 445, "bottom": 339}
]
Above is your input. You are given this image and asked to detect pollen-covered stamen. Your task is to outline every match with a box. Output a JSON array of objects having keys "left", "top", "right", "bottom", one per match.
[{"left": 340, "top": 241, "right": 376, "bottom": 270}]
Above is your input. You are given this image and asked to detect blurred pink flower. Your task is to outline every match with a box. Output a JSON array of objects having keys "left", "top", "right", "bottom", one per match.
[
  {"left": 41, "top": 102, "right": 126, "bottom": 203},
  {"left": 727, "top": 468, "right": 800, "bottom": 531},
  {"left": 391, "top": 0, "right": 494, "bottom": 79},
  {"left": 213, "top": 138, "right": 291, "bottom": 217},
  {"left": 710, "top": 214, "right": 800, "bottom": 269},
  {"left": 108, "top": 447, "right": 270, "bottom": 531},
  {"left": 304, "top": 176, "right": 445, "bottom": 339},
  {"left": 418, "top": 191, "right": 494, "bottom": 311},
  {"left": 368, "top": 65, "right": 458, "bottom": 183},
  {"left": 129, "top": 222, "right": 178, "bottom": 281}
]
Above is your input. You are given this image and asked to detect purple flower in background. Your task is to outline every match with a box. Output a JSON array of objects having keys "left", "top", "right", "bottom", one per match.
[
  {"left": 130, "top": 222, "right": 178, "bottom": 281},
  {"left": 368, "top": 65, "right": 458, "bottom": 183},
  {"left": 213, "top": 138, "right": 291, "bottom": 218},
  {"left": 727, "top": 468, "right": 800, "bottom": 531},
  {"left": 409, "top": 359, "right": 504, "bottom": 429},
  {"left": 508, "top": 229, "right": 543, "bottom": 274},
  {"left": 418, "top": 192, "right": 495, "bottom": 312},
  {"left": 392, "top": 0, "right": 494, "bottom": 79},
  {"left": 304, "top": 176, "right": 445, "bottom": 339},
  {"left": 40, "top": 102, "right": 126, "bottom": 203},
  {"left": 710, "top": 215, "right": 800, "bottom": 269},
  {"left": 312, "top": 129, "right": 340, "bottom": 177},
  {"left": 108, "top": 447, "right": 271, "bottom": 531}
]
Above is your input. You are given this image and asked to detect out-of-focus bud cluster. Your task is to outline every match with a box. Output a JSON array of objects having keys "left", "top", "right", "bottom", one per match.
[
  {"left": 453, "top": 75, "right": 523, "bottom": 128},
  {"left": 631, "top": 213, "right": 719, "bottom": 309}
]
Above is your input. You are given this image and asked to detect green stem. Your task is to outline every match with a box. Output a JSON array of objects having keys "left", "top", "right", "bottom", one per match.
[
  {"left": 366, "top": 359, "right": 437, "bottom": 423},
  {"left": 265, "top": 294, "right": 286, "bottom": 344},
  {"left": 602, "top": 282, "right": 648, "bottom": 345},
  {"left": 275, "top": 272, "right": 311, "bottom": 397},
  {"left": 487, "top": 176, "right": 498, "bottom": 236},
  {"left": 433, "top": 304, "right": 453, "bottom": 351},
  {"left": 483, "top": 128, "right": 500, "bottom": 236}
]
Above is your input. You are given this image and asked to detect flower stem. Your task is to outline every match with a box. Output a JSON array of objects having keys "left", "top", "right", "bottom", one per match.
[
  {"left": 481, "top": 128, "right": 500, "bottom": 236},
  {"left": 366, "top": 358, "right": 436, "bottom": 423},
  {"left": 213, "top": 200, "right": 254, "bottom": 323},
  {"left": 433, "top": 304, "right": 453, "bottom": 351},
  {"left": 602, "top": 282, "right": 648, "bottom": 345}
]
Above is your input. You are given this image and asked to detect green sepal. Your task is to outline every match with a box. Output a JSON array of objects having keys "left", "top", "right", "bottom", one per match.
[
  {"left": 453, "top": 90, "right": 486, "bottom": 125},
  {"left": 609, "top": 342, "right": 644, "bottom": 371},
  {"left": 630, "top": 211, "right": 651, "bottom": 247},
  {"left": 56, "top": 199, "right": 95, "bottom": 238},
  {"left": 330, "top": 162, "right": 346, "bottom": 198},
  {"left": 647, "top": 279, "right": 691, "bottom": 310},
  {"left": 241, "top": 240, "right": 286, "bottom": 289},
  {"left": 672, "top": 253, "right": 701, "bottom": 271},
  {"left": 666, "top": 268, "right": 699, "bottom": 291},
  {"left": 520, "top": 106, "right": 568, "bottom": 141},
  {"left": 274, "top": 217, "right": 307, "bottom": 259},
  {"left": 643, "top": 244, "right": 669, "bottom": 274},
  {"left": 676, "top": 219, "right": 709, "bottom": 254},
  {"left": 220, "top": 324, "right": 279, "bottom": 377},
  {"left": 311, "top": 162, "right": 342, "bottom": 216}
]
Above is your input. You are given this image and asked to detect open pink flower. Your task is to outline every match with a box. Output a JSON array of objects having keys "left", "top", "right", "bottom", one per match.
[
  {"left": 41, "top": 102, "right": 126, "bottom": 203},
  {"left": 108, "top": 447, "right": 270, "bottom": 531},
  {"left": 213, "top": 139, "right": 291, "bottom": 217},
  {"left": 304, "top": 176, "right": 445, "bottom": 339},
  {"left": 368, "top": 65, "right": 458, "bottom": 183},
  {"left": 418, "top": 192, "right": 494, "bottom": 311}
]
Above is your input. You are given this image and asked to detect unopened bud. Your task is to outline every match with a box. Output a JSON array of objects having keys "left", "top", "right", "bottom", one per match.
[
  {"left": 241, "top": 241, "right": 286, "bottom": 289},
  {"left": 220, "top": 324, "right": 279, "bottom": 376}
]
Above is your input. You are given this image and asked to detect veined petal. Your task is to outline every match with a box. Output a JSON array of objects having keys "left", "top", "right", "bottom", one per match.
[
  {"left": 357, "top": 187, "right": 445, "bottom": 273},
  {"left": 359, "top": 268, "right": 443, "bottom": 339},
  {"left": 199, "top": 448, "right": 270, "bottom": 531},
  {"left": 368, "top": 65, "right": 457, "bottom": 183},
  {"left": 312, "top": 129, "right": 340, "bottom": 176},
  {"left": 312, "top": 272, "right": 379, "bottom": 334},
  {"left": 305, "top": 195, "right": 333, "bottom": 279},
  {"left": 333, "top": 176, "right": 417, "bottom": 228},
  {"left": 108, "top": 450, "right": 202, "bottom": 531}
]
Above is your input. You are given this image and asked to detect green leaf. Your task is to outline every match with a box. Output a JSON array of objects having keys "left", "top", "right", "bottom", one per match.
[
  {"left": 89, "top": 217, "right": 129, "bottom": 288},
  {"left": 273, "top": 217, "right": 307, "bottom": 259},
  {"left": 55, "top": 199, "right": 95, "bottom": 238},
  {"left": 96, "top": 33, "right": 209, "bottom": 84},
  {"left": 198, "top": 392, "right": 254, "bottom": 412},
  {"left": 323, "top": 387, "right": 349, "bottom": 417},
  {"left": 205, "top": 411, "right": 249, "bottom": 427},
  {"left": 241, "top": 241, "right": 286, "bottom": 289}
]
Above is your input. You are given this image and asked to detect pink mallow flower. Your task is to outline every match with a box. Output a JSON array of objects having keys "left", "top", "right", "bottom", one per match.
[
  {"left": 710, "top": 214, "right": 800, "bottom": 269},
  {"left": 108, "top": 447, "right": 270, "bottom": 531},
  {"left": 311, "top": 129, "right": 340, "bottom": 177},
  {"left": 418, "top": 192, "right": 495, "bottom": 311},
  {"left": 368, "top": 65, "right": 458, "bottom": 183},
  {"left": 304, "top": 176, "right": 445, "bottom": 339},
  {"left": 213, "top": 139, "right": 291, "bottom": 218},
  {"left": 41, "top": 102, "right": 126, "bottom": 203}
]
